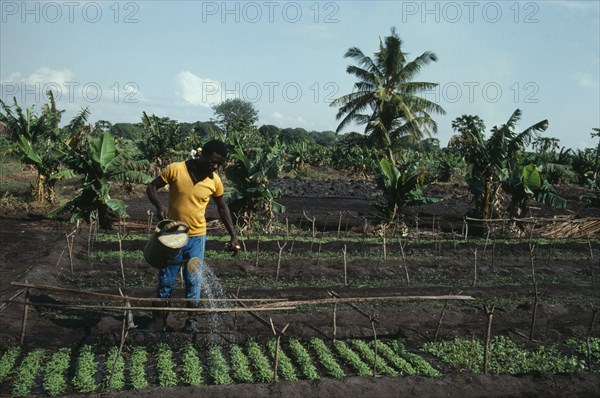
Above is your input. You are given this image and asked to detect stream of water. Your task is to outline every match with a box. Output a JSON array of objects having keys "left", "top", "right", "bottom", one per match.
[{"left": 195, "top": 260, "right": 233, "bottom": 343}]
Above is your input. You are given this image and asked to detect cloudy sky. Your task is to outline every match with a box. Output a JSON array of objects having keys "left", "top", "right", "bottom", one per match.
[{"left": 1, "top": 0, "right": 598, "bottom": 149}]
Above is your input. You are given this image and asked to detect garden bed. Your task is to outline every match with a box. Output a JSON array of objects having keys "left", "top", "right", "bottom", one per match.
[{"left": 0, "top": 178, "right": 599, "bottom": 397}]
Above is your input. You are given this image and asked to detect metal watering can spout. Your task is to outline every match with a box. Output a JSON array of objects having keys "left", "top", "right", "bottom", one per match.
[{"left": 143, "top": 219, "right": 189, "bottom": 268}]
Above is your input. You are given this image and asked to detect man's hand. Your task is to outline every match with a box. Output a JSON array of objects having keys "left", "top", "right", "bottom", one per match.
[
  {"left": 156, "top": 203, "right": 169, "bottom": 221},
  {"left": 226, "top": 239, "right": 241, "bottom": 256}
]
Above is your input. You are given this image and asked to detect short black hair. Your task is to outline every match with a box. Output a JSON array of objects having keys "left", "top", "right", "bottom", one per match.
[{"left": 202, "top": 140, "right": 228, "bottom": 158}]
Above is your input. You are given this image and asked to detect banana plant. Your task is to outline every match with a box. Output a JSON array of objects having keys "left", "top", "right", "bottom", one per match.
[
  {"left": 454, "top": 109, "right": 562, "bottom": 219},
  {"left": 0, "top": 93, "right": 68, "bottom": 202},
  {"left": 505, "top": 163, "right": 566, "bottom": 218},
  {"left": 374, "top": 157, "right": 437, "bottom": 221},
  {"left": 49, "top": 131, "right": 151, "bottom": 228},
  {"left": 224, "top": 135, "right": 286, "bottom": 226}
]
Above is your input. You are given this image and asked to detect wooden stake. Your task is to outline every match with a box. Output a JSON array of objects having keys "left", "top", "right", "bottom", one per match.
[
  {"left": 483, "top": 304, "right": 495, "bottom": 374},
  {"left": 269, "top": 318, "right": 290, "bottom": 382},
  {"left": 529, "top": 243, "right": 539, "bottom": 341},
  {"left": 332, "top": 302, "right": 337, "bottom": 341},
  {"left": 586, "top": 305, "right": 597, "bottom": 371},
  {"left": 399, "top": 239, "right": 409, "bottom": 286},
  {"left": 433, "top": 288, "right": 458, "bottom": 342},
  {"left": 370, "top": 314, "right": 378, "bottom": 377},
  {"left": 117, "top": 232, "right": 125, "bottom": 287},
  {"left": 342, "top": 245, "right": 348, "bottom": 286},
  {"left": 275, "top": 241, "right": 287, "bottom": 283},
  {"left": 337, "top": 212, "right": 343, "bottom": 238},
  {"left": 255, "top": 237, "right": 260, "bottom": 267},
  {"left": 19, "top": 283, "right": 30, "bottom": 346},
  {"left": 472, "top": 248, "right": 478, "bottom": 287},
  {"left": 588, "top": 236, "right": 595, "bottom": 285}
]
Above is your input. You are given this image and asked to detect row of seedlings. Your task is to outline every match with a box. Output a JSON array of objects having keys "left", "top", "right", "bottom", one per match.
[{"left": 0, "top": 339, "right": 439, "bottom": 395}]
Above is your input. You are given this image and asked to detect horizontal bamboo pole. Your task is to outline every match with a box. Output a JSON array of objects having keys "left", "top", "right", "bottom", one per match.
[
  {"left": 10, "top": 282, "right": 285, "bottom": 303},
  {"left": 260, "top": 294, "right": 475, "bottom": 308},
  {"left": 4, "top": 300, "right": 296, "bottom": 313}
]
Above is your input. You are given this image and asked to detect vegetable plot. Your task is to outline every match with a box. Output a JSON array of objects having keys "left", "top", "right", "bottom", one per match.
[{"left": 0, "top": 339, "right": 441, "bottom": 395}]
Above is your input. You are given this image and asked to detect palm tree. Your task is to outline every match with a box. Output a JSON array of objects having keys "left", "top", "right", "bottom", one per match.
[{"left": 330, "top": 27, "right": 445, "bottom": 162}]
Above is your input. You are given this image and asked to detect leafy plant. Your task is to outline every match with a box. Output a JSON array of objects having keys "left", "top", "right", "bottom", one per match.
[
  {"left": 207, "top": 345, "right": 233, "bottom": 385},
  {"left": 374, "top": 157, "right": 437, "bottom": 220},
  {"left": 333, "top": 340, "right": 371, "bottom": 376},
  {"left": 266, "top": 339, "right": 298, "bottom": 381},
  {"left": 72, "top": 345, "right": 98, "bottom": 393},
  {"left": 225, "top": 135, "right": 286, "bottom": 227},
  {"left": 246, "top": 340, "right": 273, "bottom": 383},
  {"left": 372, "top": 341, "right": 416, "bottom": 375},
  {"left": 49, "top": 131, "right": 151, "bottom": 228},
  {"left": 0, "top": 346, "right": 21, "bottom": 382},
  {"left": 129, "top": 347, "right": 149, "bottom": 390},
  {"left": 11, "top": 348, "right": 45, "bottom": 397},
  {"left": 43, "top": 348, "right": 71, "bottom": 396},
  {"left": 389, "top": 341, "right": 441, "bottom": 377},
  {"left": 103, "top": 346, "right": 125, "bottom": 391},
  {"left": 351, "top": 339, "right": 398, "bottom": 376},
  {"left": 156, "top": 344, "right": 178, "bottom": 387},
  {"left": 288, "top": 340, "right": 319, "bottom": 380},
  {"left": 309, "top": 338, "right": 345, "bottom": 379},
  {"left": 229, "top": 344, "right": 254, "bottom": 383},
  {"left": 180, "top": 344, "right": 203, "bottom": 386},
  {"left": 422, "top": 336, "right": 584, "bottom": 374}
]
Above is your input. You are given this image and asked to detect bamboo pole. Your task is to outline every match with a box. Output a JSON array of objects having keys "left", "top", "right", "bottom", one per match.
[
  {"left": 5, "top": 301, "right": 296, "bottom": 313},
  {"left": 263, "top": 294, "right": 475, "bottom": 309},
  {"left": 328, "top": 291, "right": 380, "bottom": 324},
  {"left": 10, "top": 281, "right": 285, "bottom": 303}
]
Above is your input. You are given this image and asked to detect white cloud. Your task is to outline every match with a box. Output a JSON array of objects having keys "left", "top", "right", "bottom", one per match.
[
  {"left": 1, "top": 67, "right": 75, "bottom": 86},
  {"left": 175, "top": 71, "right": 238, "bottom": 108},
  {"left": 572, "top": 72, "right": 598, "bottom": 90}
]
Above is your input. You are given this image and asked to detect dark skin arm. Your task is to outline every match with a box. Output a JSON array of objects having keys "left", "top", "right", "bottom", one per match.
[
  {"left": 214, "top": 194, "right": 240, "bottom": 249},
  {"left": 146, "top": 176, "right": 169, "bottom": 220}
]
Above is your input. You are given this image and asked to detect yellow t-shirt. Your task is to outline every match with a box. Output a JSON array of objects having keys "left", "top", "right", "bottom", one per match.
[{"left": 160, "top": 162, "right": 224, "bottom": 236}]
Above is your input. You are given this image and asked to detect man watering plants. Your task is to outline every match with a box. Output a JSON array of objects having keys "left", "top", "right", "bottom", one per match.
[{"left": 146, "top": 139, "right": 240, "bottom": 333}]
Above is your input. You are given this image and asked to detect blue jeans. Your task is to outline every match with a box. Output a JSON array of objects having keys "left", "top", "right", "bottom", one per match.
[{"left": 156, "top": 235, "right": 206, "bottom": 306}]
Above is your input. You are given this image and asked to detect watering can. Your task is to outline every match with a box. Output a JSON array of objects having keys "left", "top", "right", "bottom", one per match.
[{"left": 143, "top": 219, "right": 189, "bottom": 268}]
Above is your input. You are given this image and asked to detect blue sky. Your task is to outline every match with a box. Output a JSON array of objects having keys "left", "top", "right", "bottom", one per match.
[{"left": 1, "top": 0, "right": 599, "bottom": 149}]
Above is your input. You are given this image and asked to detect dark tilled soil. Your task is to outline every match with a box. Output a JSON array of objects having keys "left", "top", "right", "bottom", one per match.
[{"left": 0, "top": 177, "right": 599, "bottom": 397}]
